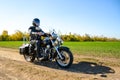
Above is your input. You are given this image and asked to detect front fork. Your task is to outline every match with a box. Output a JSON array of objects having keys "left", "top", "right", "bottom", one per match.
[
  {"left": 54, "top": 46, "right": 63, "bottom": 60},
  {"left": 50, "top": 40, "right": 63, "bottom": 60}
]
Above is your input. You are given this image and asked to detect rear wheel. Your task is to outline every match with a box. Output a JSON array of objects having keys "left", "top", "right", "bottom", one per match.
[
  {"left": 24, "top": 53, "right": 35, "bottom": 62},
  {"left": 55, "top": 48, "right": 73, "bottom": 68}
]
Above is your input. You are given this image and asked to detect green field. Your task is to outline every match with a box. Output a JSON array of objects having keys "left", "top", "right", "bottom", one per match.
[
  {"left": 64, "top": 42, "right": 120, "bottom": 58},
  {"left": 0, "top": 41, "right": 120, "bottom": 58},
  {"left": 0, "top": 41, "right": 24, "bottom": 49}
]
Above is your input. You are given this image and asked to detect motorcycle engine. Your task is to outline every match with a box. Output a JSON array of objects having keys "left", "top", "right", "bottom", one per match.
[{"left": 40, "top": 45, "right": 51, "bottom": 58}]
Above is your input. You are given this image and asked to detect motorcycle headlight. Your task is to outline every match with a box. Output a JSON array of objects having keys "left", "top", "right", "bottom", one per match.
[
  {"left": 53, "top": 40, "right": 58, "bottom": 46},
  {"left": 52, "top": 33, "right": 58, "bottom": 39},
  {"left": 57, "top": 37, "right": 63, "bottom": 44}
]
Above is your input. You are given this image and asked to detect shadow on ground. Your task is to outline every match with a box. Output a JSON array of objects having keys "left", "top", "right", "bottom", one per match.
[{"left": 33, "top": 60, "right": 115, "bottom": 77}]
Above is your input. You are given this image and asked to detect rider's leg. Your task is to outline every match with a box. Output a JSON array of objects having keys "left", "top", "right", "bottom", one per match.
[
  {"left": 36, "top": 40, "right": 42, "bottom": 57},
  {"left": 29, "top": 40, "right": 34, "bottom": 54}
]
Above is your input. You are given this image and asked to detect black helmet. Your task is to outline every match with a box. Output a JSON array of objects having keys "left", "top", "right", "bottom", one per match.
[{"left": 32, "top": 18, "right": 40, "bottom": 27}]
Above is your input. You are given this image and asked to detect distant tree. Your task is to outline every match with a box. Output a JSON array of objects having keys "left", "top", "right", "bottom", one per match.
[
  {"left": 82, "top": 34, "right": 92, "bottom": 41},
  {"left": 11, "top": 30, "right": 23, "bottom": 41},
  {"left": 0, "top": 35, "right": 2, "bottom": 41},
  {"left": 1, "top": 30, "right": 9, "bottom": 41}
]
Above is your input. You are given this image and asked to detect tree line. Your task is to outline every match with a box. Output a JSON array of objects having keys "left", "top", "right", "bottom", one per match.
[
  {"left": 0, "top": 30, "right": 29, "bottom": 41},
  {"left": 0, "top": 30, "right": 120, "bottom": 42}
]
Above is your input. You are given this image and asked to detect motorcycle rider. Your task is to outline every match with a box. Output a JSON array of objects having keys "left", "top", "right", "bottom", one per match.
[{"left": 28, "top": 18, "right": 48, "bottom": 58}]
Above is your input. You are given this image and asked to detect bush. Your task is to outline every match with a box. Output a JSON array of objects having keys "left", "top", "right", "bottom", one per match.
[{"left": 0, "top": 30, "right": 120, "bottom": 42}]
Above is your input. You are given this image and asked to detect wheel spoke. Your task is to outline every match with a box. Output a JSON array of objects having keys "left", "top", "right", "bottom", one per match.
[{"left": 56, "top": 50, "right": 70, "bottom": 66}]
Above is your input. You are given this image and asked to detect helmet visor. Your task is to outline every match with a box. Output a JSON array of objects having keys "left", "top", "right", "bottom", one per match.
[{"left": 35, "top": 19, "right": 40, "bottom": 23}]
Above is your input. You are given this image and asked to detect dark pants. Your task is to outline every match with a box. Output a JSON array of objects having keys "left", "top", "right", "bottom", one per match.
[{"left": 29, "top": 40, "right": 41, "bottom": 57}]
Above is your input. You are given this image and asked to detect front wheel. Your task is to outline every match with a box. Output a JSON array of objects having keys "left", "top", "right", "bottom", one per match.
[{"left": 55, "top": 47, "right": 73, "bottom": 68}]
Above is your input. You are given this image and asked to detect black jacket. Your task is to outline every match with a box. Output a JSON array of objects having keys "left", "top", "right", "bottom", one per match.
[{"left": 28, "top": 26, "right": 45, "bottom": 40}]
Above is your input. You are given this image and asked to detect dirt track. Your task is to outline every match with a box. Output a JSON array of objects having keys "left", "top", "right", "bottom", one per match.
[{"left": 0, "top": 47, "right": 120, "bottom": 80}]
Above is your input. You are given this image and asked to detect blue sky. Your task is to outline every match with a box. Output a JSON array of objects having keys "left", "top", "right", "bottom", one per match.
[{"left": 0, "top": 0, "right": 120, "bottom": 38}]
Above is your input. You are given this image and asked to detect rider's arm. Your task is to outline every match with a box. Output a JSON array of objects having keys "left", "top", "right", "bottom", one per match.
[
  {"left": 28, "top": 27, "right": 44, "bottom": 35},
  {"left": 38, "top": 29, "right": 50, "bottom": 37},
  {"left": 28, "top": 26, "right": 49, "bottom": 36},
  {"left": 28, "top": 27, "right": 34, "bottom": 35}
]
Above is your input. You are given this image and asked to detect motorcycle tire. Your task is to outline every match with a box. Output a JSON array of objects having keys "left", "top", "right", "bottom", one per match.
[
  {"left": 55, "top": 47, "right": 73, "bottom": 68},
  {"left": 23, "top": 54, "right": 35, "bottom": 62}
]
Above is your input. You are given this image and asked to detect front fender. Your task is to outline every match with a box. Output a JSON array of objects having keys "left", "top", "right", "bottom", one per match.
[
  {"left": 53, "top": 46, "right": 70, "bottom": 58},
  {"left": 58, "top": 46, "right": 70, "bottom": 51}
]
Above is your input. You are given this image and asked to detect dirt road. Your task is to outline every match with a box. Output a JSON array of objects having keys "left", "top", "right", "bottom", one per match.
[{"left": 0, "top": 47, "right": 120, "bottom": 80}]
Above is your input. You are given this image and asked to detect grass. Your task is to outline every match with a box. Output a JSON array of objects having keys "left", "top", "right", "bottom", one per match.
[
  {"left": 0, "top": 41, "right": 25, "bottom": 49},
  {"left": 63, "top": 42, "right": 120, "bottom": 58},
  {"left": 0, "top": 41, "right": 120, "bottom": 58}
]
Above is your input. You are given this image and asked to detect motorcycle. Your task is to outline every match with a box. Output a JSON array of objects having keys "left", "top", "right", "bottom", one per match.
[{"left": 19, "top": 29, "right": 73, "bottom": 68}]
